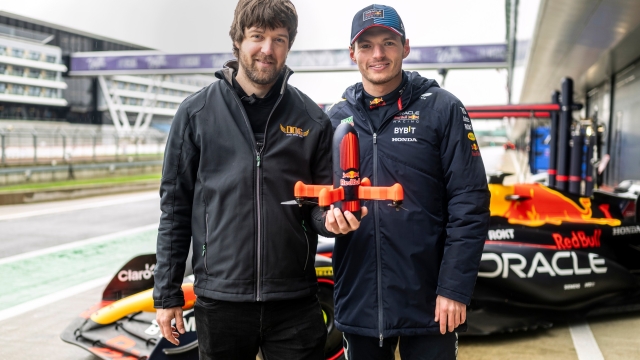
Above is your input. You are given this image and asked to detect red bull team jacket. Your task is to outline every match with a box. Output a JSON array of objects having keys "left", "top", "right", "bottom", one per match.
[{"left": 327, "top": 71, "right": 491, "bottom": 339}]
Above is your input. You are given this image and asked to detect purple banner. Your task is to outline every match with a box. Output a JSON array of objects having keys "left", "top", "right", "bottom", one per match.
[{"left": 69, "top": 44, "right": 506, "bottom": 75}]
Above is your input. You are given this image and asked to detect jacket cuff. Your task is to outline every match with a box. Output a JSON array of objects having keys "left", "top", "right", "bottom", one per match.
[
  {"left": 436, "top": 286, "right": 471, "bottom": 305},
  {"left": 311, "top": 206, "right": 340, "bottom": 238},
  {"left": 154, "top": 296, "right": 185, "bottom": 309}
]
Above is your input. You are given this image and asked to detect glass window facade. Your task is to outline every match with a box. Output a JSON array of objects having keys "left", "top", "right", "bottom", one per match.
[
  {"left": 28, "top": 86, "right": 41, "bottom": 96},
  {"left": 12, "top": 66, "right": 24, "bottom": 76},
  {"left": 11, "top": 48, "right": 24, "bottom": 58},
  {"left": 0, "top": 14, "right": 149, "bottom": 124},
  {"left": 29, "top": 51, "right": 41, "bottom": 61},
  {"left": 11, "top": 84, "right": 25, "bottom": 95},
  {"left": 0, "top": 82, "right": 6, "bottom": 93},
  {"left": 28, "top": 69, "right": 41, "bottom": 78}
]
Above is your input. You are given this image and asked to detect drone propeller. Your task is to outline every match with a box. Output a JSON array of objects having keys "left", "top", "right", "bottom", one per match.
[
  {"left": 281, "top": 199, "right": 318, "bottom": 206},
  {"left": 388, "top": 201, "right": 408, "bottom": 212}
]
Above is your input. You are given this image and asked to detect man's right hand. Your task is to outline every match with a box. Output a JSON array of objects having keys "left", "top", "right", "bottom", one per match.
[{"left": 156, "top": 307, "right": 185, "bottom": 345}]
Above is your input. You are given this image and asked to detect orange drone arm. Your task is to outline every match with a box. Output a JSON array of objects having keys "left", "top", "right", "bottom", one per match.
[
  {"left": 359, "top": 183, "right": 404, "bottom": 201},
  {"left": 294, "top": 181, "right": 333, "bottom": 198},
  {"left": 318, "top": 187, "right": 345, "bottom": 207}
]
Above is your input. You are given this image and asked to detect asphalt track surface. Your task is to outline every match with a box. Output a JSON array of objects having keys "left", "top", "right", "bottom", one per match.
[{"left": 1, "top": 148, "right": 639, "bottom": 359}]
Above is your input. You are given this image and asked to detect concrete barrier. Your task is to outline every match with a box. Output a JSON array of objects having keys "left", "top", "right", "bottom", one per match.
[
  {"left": 0, "top": 160, "right": 162, "bottom": 186},
  {"left": 0, "top": 180, "right": 160, "bottom": 205}
]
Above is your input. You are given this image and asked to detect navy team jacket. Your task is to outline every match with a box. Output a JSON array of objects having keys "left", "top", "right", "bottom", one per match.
[{"left": 326, "top": 71, "right": 491, "bottom": 339}]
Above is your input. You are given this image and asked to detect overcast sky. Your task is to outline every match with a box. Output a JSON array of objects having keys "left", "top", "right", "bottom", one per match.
[{"left": 1, "top": 0, "right": 520, "bottom": 104}]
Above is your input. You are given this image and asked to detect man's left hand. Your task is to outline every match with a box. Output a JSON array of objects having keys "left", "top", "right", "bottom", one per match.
[
  {"left": 434, "top": 295, "right": 466, "bottom": 334},
  {"left": 325, "top": 205, "right": 367, "bottom": 234}
]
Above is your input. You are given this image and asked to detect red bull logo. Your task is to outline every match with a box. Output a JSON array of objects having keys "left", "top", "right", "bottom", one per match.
[
  {"left": 489, "top": 183, "right": 621, "bottom": 227},
  {"left": 341, "top": 170, "right": 360, "bottom": 186},
  {"left": 343, "top": 170, "right": 359, "bottom": 179},
  {"left": 471, "top": 143, "right": 479, "bottom": 151},
  {"left": 552, "top": 230, "right": 601, "bottom": 250},
  {"left": 369, "top": 97, "right": 386, "bottom": 109}
]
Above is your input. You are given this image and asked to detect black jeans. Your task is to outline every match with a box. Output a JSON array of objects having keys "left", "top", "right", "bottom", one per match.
[
  {"left": 194, "top": 295, "right": 327, "bottom": 360},
  {"left": 342, "top": 332, "right": 458, "bottom": 360}
]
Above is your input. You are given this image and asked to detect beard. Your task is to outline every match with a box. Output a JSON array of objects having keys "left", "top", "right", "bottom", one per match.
[{"left": 238, "top": 50, "right": 283, "bottom": 85}]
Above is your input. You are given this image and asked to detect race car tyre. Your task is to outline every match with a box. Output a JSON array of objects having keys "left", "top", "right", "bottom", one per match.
[{"left": 318, "top": 279, "right": 345, "bottom": 360}]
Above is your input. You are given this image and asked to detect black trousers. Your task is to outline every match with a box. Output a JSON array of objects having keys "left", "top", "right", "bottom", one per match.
[
  {"left": 342, "top": 332, "right": 458, "bottom": 360},
  {"left": 194, "top": 295, "right": 327, "bottom": 360}
]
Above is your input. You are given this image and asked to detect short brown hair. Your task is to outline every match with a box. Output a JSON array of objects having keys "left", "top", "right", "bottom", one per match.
[{"left": 229, "top": 0, "right": 298, "bottom": 58}]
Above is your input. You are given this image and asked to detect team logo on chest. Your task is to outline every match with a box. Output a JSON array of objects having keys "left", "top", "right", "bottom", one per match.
[
  {"left": 393, "top": 110, "right": 420, "bottom": 123},
  {"left": 280, "top": 124, "right": 310, "bottom": 138}
]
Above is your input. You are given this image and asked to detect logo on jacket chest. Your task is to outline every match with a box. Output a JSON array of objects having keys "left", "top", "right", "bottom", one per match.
[
  {"left": 393, "top": 110, "right": 420, "bottom": 123},
  {"left": 280, "top": 124, "right": 310, "bottom": 138},
  {"left": 394, "top": 126, "right": 416, "bottom": 134}
]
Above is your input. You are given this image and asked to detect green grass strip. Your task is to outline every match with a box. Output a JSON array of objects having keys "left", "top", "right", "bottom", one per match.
[
  {"left": 0, "top": 229, "right": 157, "bottom": 311},
  {"left": 0, "top": 173, "right": 161, "bottom": 192}
]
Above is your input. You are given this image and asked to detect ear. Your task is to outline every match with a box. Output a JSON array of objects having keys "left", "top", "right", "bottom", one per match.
[
  {"left": 349, "top": 45, "right": 356, "bottom": 63},
  {"left": 402, "top": 38, "right": 411, "bottom": 60}
]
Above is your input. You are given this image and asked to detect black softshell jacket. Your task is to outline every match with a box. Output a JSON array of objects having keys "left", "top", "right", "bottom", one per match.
[
  {"left": 153, "top": 62, "right": 333, "bottom": 308},
  {"left": 327, "top": 71, "right": 491, "bottom": 338}
]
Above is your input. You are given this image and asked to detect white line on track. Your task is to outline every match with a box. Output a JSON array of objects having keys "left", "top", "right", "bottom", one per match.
[
  {"left": 0, "top": 192, "right": 158, "bottom": 221},
  {"left": 0, "top": 276, "right": 111, "bottom": 322},
  {"left": 569, "top": 320, "right": 605, "bottom": 360},
  {"left": 0, "top": 223, "right": 158, "bottom": 265}
]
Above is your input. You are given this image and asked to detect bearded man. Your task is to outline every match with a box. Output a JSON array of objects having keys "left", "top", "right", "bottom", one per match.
[{"left": 153, "top": 1, "right": 361, "bottom": 358}]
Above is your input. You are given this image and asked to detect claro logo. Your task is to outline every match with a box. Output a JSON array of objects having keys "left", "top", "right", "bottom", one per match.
[
  {"left": 118, "top": 263, "right": 155, "bottom": 282},
  {"left": 478, "top": 251, "right": 607, "bottom": 278}
]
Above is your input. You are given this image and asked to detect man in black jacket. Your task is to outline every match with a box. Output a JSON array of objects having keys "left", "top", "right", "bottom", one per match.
[
  {"left": 153, "top": 1, "right": 362, "bottom": 358},
  {"left": 327, "top": 4, "right": 491, "bottom": 359}
]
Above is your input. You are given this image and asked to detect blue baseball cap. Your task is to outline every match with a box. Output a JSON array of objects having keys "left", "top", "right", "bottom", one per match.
[{"left": 350, "top": 4, "right": 405, "bottom": 45}]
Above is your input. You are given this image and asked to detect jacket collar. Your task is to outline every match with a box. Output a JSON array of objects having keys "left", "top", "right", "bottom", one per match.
[
  {"left": 216, "top": 60, "right": 294, "bottom": 96},
  {"left": 344, "top": 70, "right": 440, "bottom": 109}
]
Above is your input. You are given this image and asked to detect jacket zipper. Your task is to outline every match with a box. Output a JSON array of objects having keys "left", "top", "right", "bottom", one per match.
[
  {"left": 357, "top": 100, "right": 405, "bottom": 347},
  {"left": 373, "top": 131, "right": 383, "bottom": 347},
  {"left": 223, "top": 70, "right": 289, "bottom": 301},
  {"left": 302, "top": 220, "right": 309, "bottom": 271},
  {"left": 255, "top": 85, "right": 286, "bottom": 300},
  {"left": 204, "top": 213, "right": 209, "bottom": 273}
]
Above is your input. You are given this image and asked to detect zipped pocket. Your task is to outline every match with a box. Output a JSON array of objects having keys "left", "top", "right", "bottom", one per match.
[{"left": 203, "top": 213, "right": 209, "bottom": 273}]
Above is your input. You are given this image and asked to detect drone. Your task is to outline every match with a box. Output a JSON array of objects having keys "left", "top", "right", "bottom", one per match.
[{"left": 282, "top": 122, "right": 405, "bottom": 219}]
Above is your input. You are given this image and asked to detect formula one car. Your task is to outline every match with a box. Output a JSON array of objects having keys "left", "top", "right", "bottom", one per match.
[
  {"left": 61, "top": 252, "right": 344, "bottom": 360},
  {"left": 62, "top": 175, "right": 640, "bottom": 358},
  {"left": 464, "top": 173, "right": 640, "bottom": 334}
]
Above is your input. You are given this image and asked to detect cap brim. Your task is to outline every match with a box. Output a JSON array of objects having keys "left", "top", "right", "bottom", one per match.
[{"left": 351, "top": 24, "right": 404, "bottom": 45}]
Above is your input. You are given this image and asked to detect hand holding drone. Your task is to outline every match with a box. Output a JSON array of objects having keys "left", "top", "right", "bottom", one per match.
[{"left": 282, "top": 122, "right": 405, "bottom": 220}]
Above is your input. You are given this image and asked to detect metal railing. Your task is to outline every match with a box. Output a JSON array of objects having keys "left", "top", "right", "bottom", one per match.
[{"left": 0, "top": 126, "right": 168, "bottom": 166}]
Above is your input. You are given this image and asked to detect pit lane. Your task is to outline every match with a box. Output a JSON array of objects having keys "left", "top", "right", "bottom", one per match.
[{"left": 1, "top": 152, "right": 639, "bottom": 359}]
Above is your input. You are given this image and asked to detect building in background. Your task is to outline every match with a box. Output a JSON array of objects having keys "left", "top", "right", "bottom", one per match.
[
  {"left": 0, "top": 33, "right": 67, "bottom": 120},
  {"left": 0, "top": 11, "right": 214, "bottom": 132}
]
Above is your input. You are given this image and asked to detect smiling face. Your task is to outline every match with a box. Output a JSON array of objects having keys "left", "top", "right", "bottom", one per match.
[
  {"left": 235, "top": 26, "right": 290, "bottom": 86},
  {"left": 350, "top": 26, "right": 410, "bottom": 92}
]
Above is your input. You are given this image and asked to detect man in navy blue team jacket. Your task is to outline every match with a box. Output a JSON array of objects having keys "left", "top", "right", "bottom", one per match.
[{"left": 326, "top": 4, "right": 491, "bottom": 359}]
